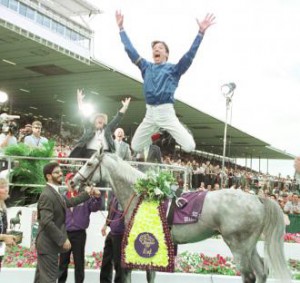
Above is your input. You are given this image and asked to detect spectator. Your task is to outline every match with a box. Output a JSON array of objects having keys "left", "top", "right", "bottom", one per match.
[
  {"left": 284, "top": 193, "right": 300, "bottom": 214},
  {"left": 295, "top": 156, "right": 300, "bottom": 186},
  {"left": 0, "top": 124, "right": 17, "bottom": 153},
  {"left": 0, "top": 123, "right": 18, "bottom": 171},
  {"left": 24, "top": 121, "right": 48, "bottom": 148},
  {"left": 114, "top": 128, "right": 131, "bottom": 161},
  {"left": 69, "top": 90, "right": 131, "bottom": 158},
  {"left": 0, "top": 178, "right": 17, "bottom": 268},
  {"left": 58, "top": 173, "right": 102, "bottom": 283},
  {"left": 18, "top": 124, "right": 32, "bottom": 142},
  {"left": 144, "top": 133, "right": 163, "bottom": 163}
]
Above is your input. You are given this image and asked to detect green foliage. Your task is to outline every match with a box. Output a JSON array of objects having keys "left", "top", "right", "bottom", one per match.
[
  {"left": 4, "top": 141, "right": 55, "bottom": 193},
  {"left": 133, "top": 170, "right": 177, "bottom": 201}
]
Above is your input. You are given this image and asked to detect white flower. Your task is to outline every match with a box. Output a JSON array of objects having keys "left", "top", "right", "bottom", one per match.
[{"left": 154, "top": 187, "right": 164, "bottom": 196}]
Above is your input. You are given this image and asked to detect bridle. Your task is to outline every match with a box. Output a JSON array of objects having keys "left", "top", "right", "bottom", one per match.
[
  {"left": 75, "top": 154, "right": 102, "bottom": 188},
  {"left": 75, "top": 152, "right": 137, "bottom": 222}
]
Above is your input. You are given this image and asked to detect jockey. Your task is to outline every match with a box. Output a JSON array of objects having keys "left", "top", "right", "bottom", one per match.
[{"left": 115, "top": 10, "right": 215, "bottom": 153}]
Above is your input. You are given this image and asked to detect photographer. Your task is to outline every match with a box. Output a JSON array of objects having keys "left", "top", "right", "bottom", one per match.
[
  {"left": 18, "top": 124, "right": 32, "bottom": 143},
  {"left": 0, "top": 114, "right": 19, "bottom": 171},
  {"left": 0, "top": 123, "right": 17, "bottom": 154}
]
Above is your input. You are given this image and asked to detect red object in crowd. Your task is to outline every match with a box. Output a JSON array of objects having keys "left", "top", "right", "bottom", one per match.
[
  {"left": 151, "top": 133, "right": 161, "bottom": 142},
  {"left": 65, "top": 172, "right": 74, "bottom": 184}
]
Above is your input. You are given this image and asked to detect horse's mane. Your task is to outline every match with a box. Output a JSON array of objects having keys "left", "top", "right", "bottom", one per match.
[{"left": 102, "top": 153, "right": 145, "bottom": 184}]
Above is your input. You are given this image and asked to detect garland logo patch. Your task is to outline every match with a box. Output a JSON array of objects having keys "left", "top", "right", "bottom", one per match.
[{"left": 134, "top": 232, "right": 159, "bottom": 258}]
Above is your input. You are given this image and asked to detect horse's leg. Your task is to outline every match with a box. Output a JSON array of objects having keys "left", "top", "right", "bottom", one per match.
[
  {"left": 233, "top": 252, "right": 256, "bottom": 283},
  {"left": 223, "top": 235, "right": 257, "bottom": 283},
  {"left": 146, "top": 270, "right": 156, "bottom": 283},
  {"left": 251, "top": 248, "right": 268, "bottom": 283},
  {"left": 124, "top": 269, "right": 132, "bottom": 283}
]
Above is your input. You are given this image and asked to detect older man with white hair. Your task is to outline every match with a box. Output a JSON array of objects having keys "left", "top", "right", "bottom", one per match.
[
  {"left": 114, "top": 128, "right": 131, "bottom": 161},
  {"left": 69, "top": 90, "right": 131, "bottom": 158}
]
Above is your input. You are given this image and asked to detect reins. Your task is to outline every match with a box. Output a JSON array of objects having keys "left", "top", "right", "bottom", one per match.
[
  {"left": 76, "top": 153, "right": 136, "bottom": 223},
  {"left": 77, "top": 156, "right": 102, "bottom": 187},
  {"left": 107, "top": 192, "right": 137, "bottom": 223}
]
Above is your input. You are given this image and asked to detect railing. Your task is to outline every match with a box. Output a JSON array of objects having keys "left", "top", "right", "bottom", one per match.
[{"left": 1, "top": 154, "right": 190, "bottom": 193}]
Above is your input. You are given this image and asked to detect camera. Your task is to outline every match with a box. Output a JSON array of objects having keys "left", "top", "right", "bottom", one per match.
[
  {"left": 0, "top": 113, "right": 20, "bottom": 136},
  {"left": 2, "top": 121, "right": 18, "bottom": 135}
]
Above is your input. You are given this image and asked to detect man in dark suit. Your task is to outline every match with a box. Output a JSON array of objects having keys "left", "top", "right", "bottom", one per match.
[
  {"left": 33, "top": 162, "right": 95, "bottom": 283},
  {"left": 140, "top": 133, "right": 162, "bottom": 163},
  {"left": 135, "top": 133, "right": 162, "bottom": 173},
  {"left": 69, "top": 89, "right": 131, "bottom": 158}
]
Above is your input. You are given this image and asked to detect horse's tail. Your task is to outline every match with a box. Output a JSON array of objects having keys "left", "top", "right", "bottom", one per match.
[{"left": 261, "top": 197, "right": 292, "bottom": 283}]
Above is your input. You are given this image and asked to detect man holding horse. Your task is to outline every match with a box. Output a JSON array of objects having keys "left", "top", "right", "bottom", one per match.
[{"left": 34, "top": 162, "right": 98, "bottom": 283}]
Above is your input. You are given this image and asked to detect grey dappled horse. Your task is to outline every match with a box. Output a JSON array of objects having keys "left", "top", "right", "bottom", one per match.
[{"left": 72, "top": 151, "right": 292, "bottom": 283}]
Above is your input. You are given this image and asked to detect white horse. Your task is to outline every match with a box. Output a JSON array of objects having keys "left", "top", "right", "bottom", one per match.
[{"left": 72, "top": 151, "right": 292, "bottom": 283}]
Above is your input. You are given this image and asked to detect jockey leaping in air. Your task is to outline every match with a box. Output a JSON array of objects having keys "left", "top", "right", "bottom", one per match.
[{"left": 115, "top": 10, "right": 216, "bottom": 153}]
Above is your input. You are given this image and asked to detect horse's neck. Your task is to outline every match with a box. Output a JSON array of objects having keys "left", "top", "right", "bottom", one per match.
[
  {"left": 110, "top": 177, "right": 135, "bottom": 211},
  {"left": 102, "top": 154, "right": 144, "bottom": 214}
]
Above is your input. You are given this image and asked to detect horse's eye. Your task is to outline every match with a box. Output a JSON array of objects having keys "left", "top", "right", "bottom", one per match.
[{"left": 87, "top": 162, "right": 92, "bottom": 167}]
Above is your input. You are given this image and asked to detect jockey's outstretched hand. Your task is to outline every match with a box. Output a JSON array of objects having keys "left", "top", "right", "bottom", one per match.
[
  {"left": 120, "top": 97, "right": 131, "bottom": 113},
  {"left": 115, "top": 10, "right": 124, "bottom": 30},
  {"left": 197, "top": 13, "right": 216, "bottom": 34}
]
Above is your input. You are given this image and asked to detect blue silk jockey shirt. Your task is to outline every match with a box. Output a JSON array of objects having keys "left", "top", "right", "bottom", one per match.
[{"left": 120, "top": 30, "right": 204, "bottom": 105}]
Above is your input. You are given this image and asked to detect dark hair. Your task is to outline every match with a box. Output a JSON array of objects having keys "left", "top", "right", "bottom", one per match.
[
  {"left": 151, "top": 41, "right": 169, "bottom": 54},
  {"left": 43, "top": 162, "right": 60, "bottom": 181}
]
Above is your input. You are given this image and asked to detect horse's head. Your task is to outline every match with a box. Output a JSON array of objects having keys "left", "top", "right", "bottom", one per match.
[{"left": 71, "top": 149, "right": 105, "bottom": 190}]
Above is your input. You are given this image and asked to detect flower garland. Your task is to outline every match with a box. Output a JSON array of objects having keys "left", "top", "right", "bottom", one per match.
[
  {"left": 121, "top": 196, "right": 175, "bottom": 272},
  {"left": 133, "top": 170, "right": 177, "bottom": 201}
]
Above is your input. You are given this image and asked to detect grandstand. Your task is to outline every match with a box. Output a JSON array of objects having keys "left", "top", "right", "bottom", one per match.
[{"left": 0, "top": 0, "right": 295, "bottom": 163}]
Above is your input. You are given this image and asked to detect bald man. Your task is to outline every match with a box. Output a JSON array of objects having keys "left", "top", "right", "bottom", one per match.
[{"left": 114, "top": 128, "right": 131, "bottom": 161}]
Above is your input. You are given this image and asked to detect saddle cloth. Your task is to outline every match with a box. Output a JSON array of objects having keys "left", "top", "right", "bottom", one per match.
[{"left": 163, "top": 191, "right": 207, "bottom": 224}]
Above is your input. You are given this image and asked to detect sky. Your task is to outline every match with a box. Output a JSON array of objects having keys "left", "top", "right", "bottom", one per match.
[{"left": 83, "top": 0, "right": 300, "bottom": 177}]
